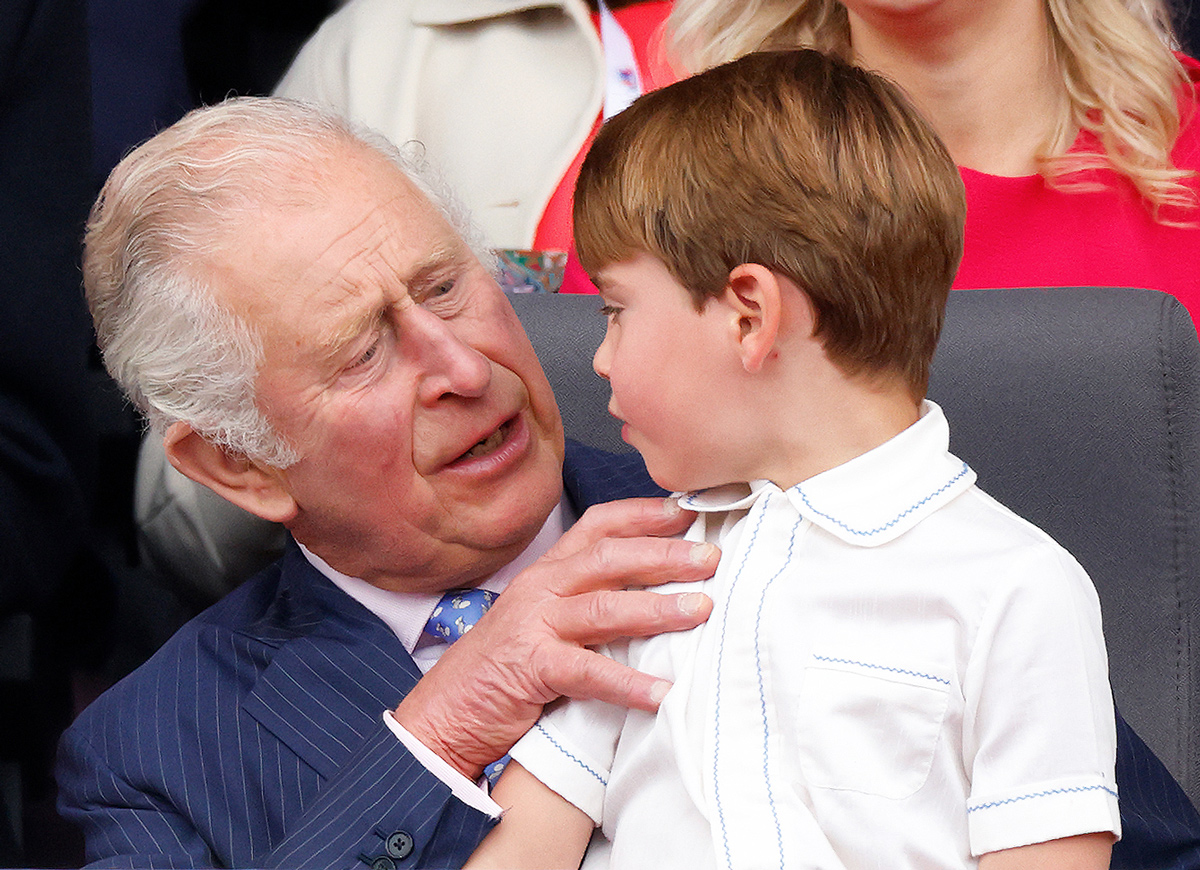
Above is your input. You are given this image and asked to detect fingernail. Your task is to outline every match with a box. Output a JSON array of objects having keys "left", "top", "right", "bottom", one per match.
[
  {"left": 663, "top": 497, "right": 682, "bottom": 517},
  {"left": 678, "top": 592, "right": 707, "bottom": 614},
  {"left": 690, "top": 542, "right": 717, "bottom": 564},
  {"left": 649, "top": 680, "right": 670, "bottom": 706}
]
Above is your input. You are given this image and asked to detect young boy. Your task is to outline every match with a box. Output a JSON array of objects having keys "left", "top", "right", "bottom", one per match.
[{"left": 466, "top": 49, "right": 1119, "bottom": 869}]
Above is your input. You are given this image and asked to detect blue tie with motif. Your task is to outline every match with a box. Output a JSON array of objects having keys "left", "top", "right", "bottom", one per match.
[
  {"left": 424, "top": 588, "right": 498, "bottom": 642},
  {"left": 424, "top": 588, "right": 509, "bottom": 785}
]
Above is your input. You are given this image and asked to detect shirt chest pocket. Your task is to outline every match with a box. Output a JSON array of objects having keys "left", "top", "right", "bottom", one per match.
[{"left": 793, "top": 655, "right": 953, "bottom": 800}]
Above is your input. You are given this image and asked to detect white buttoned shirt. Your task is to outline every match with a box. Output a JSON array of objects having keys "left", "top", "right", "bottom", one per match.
[{"left": 511, "top": 402, "right": 1120, "bottom": 869}]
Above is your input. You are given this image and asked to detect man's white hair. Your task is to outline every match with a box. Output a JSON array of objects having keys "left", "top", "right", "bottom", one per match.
[{"left": 84, "top": 96, "right": 492, "bottom": 468}]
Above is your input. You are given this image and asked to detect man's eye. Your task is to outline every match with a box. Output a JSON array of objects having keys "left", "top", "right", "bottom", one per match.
[
  {"left": 425, "top": 279, "right": 456, "bottom": 300},
  {"left": 348, "top": 339, "right": 380, "bottom": 370}
]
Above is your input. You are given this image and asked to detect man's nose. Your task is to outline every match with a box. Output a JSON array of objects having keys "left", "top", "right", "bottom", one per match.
[{"left": 404, "top": 305, "right": 492, "bottom": 403}]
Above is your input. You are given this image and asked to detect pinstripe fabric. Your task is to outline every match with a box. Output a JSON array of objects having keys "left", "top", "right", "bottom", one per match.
[
  {"left": 1112, "top": 713, "right": 1200, "bottom": 869},
  {"left": 57, "top": 543, "right": 496, "bottom": 868},
  {"left": 564, "top": 440, "right": 1200, "bottom": 870},
  {"left": 54, "top": 446, "right": 1200, "bottom": 867},
  {"left": 561, "top": 440, "right": 666, "bottom": 509}
]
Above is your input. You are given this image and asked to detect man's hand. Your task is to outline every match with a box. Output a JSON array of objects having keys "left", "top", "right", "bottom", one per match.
[{"left": 393, "top": 496, "right": 717, "bottom": 781}]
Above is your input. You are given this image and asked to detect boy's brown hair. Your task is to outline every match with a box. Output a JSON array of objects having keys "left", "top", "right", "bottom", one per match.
[{"left": 574, "top": 49, "right": 966, "bottom": 397}]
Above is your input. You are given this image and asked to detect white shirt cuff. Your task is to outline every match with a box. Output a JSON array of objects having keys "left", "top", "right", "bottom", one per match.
[
  {"left": 967, "top": 776, "right": 1120, "bottom": 855},
  {"left": 382, "top": 711, "right": 502, "bottom": 818}
]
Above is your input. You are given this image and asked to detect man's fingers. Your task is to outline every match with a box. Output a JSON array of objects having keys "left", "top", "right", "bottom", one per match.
[
  {"left": 547, "top": 588, "right": 713, "bottom": 645},
  {"left": 544, "top": 535, "right": 720, "bottom": 597},
  {"left": 394, "top": 500, "right": 721, "bottom": 778},
  {"left": 544, "top": 497, "right": 696, "bottom": 559},
  {"left": 542, "top": 645, "right": 675, "bottom": 712}
]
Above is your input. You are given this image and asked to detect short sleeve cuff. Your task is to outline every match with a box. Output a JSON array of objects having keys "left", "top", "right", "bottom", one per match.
[
  {"left": 510, "top": 721, "right": 610, "bottom": 824},
  {"left": 968, "top": 776, "right": 1121, "bottom": 856}
]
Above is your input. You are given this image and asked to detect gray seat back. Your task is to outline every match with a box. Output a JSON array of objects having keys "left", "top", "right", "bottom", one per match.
[{"left": 511, "top": 287, "right": 1200, "bottom": 805}]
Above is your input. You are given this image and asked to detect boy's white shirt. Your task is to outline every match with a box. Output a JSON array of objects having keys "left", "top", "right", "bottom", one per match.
[{"left": 511, "top": 400, "right": 1120, "bottom": 869}]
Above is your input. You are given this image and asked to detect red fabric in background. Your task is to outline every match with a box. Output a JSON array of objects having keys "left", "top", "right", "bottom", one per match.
[
  {"left": 558, "top": 32, "right": 1200, "bottom": 325},
  {"left": 541, "top": 2, "right": 675, "bottom": 294},
  {"left": 954, "top": 56, "right": 1200, "bottom": 328}
]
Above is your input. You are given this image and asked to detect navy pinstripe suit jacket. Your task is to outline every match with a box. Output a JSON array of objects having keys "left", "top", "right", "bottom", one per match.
[
  {"left": 57, "top": 443, "right": 1200, "bottom": 868},
  {"left": 56, "top": 536, "right": 495, "bottom": 869}
]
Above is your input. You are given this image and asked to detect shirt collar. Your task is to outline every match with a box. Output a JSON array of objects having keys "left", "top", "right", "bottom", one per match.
[
  {"left": 299, "top": 498, "right": 568, "bottom": 654},
  {"left": 677, "top": 401, "right": 975, "bottom": 548}
]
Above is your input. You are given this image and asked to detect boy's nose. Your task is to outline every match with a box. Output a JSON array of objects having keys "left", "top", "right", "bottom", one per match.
[{"left": 593, "top": 328, "right": 615, "bottom": 381}]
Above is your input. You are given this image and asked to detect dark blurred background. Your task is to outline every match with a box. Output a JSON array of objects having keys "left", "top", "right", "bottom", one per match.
[
  {"left": 0, "top": 2, "right": 335, "bottom": 864},
  {"left": 0, "top": 0, "right": 1198, "bottom": 865}
]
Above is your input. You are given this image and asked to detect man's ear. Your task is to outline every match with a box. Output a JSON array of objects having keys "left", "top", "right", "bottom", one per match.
[
  {"left": 163, "top": 422, "right": 299, "bottom": 524},
  {"left": 723, "top": 263, "right": 785, "bottom": 373}
]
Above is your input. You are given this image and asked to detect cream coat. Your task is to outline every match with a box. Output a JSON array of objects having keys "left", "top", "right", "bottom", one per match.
[{"left": 275, "top": 0, "right": 605, "bottom": 250}]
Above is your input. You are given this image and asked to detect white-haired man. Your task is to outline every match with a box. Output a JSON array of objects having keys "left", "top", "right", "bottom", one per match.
[
  {"left": 56, "top": 97, "right": 716, "bottom": 869},
  {"left": 57, "top": 97, "right": 1200, "bottom": 870}
]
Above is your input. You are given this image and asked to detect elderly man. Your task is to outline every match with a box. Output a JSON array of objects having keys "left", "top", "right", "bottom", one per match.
[
  {"left": 56, "top": 97, "right": 716, "bottom": 868},
  {"left": 58, "top": 97, "right": 1200, "bottom": 870}
]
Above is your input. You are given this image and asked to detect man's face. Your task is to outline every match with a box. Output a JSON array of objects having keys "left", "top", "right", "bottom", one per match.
[{"left": 215, "top": 148, "right": 565, "bottom": 592}]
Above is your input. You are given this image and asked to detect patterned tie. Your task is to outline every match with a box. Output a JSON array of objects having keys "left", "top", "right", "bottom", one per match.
[
  {"left": 423, "top": 588, "right": 508, "bottom": 785},
  {"left": 424, "top": 588, "right": 498, "bottom": 642}
]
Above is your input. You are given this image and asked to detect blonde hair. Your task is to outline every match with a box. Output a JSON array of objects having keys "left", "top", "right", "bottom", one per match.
[
  {"left": 575, "top": 49, "right": 965, "bottom": 398},
  {"left": 668, "top": 0, "right": 1196, "bottom": 218}
]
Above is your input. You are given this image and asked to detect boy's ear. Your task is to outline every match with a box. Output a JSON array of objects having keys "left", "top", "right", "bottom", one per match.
[
  {"left": 723, "top": 263, "right": 786, "bottom": 373},
  {"left": 163, "top": 422, "right": 299, "bottom": 524}
]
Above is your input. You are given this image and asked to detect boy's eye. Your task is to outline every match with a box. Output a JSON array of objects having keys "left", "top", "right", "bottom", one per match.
[{"left": 599, "top": 304, "right": 622, "bottom": 319}]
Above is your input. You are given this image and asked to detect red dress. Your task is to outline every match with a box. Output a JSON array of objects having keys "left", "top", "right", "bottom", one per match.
[
  {"left": 560, "top": 34, "right": 1200, "bottom": 327},
  {"left": 954, "top": 55, "right": 1200, "bottom": 328}
]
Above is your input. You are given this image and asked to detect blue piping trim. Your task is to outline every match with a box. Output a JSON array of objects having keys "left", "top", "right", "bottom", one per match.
[
  {"left": 811, "top": 655, "right": 950, "bottom": 686},
  {"left": 713, "top": 492, "right": 772, "bottom": 869},
  {"left": 969, "top": 784, "right": 1119, "bottom": 813},
  {"left": 534, "top": 723, "right": 606, "bottom": 786},
  {"left": 794, "top": 461, "right": 970, "bottom": 538},
  {"left": 752, "top": 511, "right": 806, "bottom": 869}
]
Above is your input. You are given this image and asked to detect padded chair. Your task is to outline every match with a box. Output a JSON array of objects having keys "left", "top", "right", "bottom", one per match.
[{"left": 510, "top": 286, "right": 1200, "bottom": 808}]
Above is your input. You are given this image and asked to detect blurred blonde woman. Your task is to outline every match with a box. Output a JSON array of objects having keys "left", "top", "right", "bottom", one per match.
[{"left": 668, "top": 0, "right": 1200, "bottom": 323}]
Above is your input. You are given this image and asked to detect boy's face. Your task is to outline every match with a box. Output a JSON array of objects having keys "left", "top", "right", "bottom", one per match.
[{"left": 592, "top": 254, "right": 747, "bottom": 493}]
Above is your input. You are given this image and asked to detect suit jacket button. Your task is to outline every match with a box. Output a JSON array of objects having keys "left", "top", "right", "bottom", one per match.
[
  {"left": 369, "top": 857, "right": 396, "bottom": 870},
  {"left": 385, "top": 831, "right": 414, "bottom": 860}
]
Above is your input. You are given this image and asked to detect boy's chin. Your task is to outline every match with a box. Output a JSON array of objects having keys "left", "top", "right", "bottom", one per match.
[
  {"left": 640, "top": 447, "right": 728, "bottom": 494},
  {"left": 644, "top": 462, "right": 704, "bottom": 495},
  {"left": 643, "top": 463, "right": 679, "bottom": 493}
]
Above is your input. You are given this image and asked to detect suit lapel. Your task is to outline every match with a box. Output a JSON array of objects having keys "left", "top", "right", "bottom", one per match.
[
  {"left": 563, "top": 439, "right": 665, "bottom": 511},
  {"left": 237, "top": 446, "right": 661, "bottom": 781},
  {"left": 240, "top": 547, "right": 424, "bottom": 780}
]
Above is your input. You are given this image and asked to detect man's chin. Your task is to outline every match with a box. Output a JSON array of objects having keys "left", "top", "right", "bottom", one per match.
[
  {"left": 485, "top": 477, "right": 563, "bottom": 544},
  {"left": 450, "top": 444, "right": 561, "bottom": 534}
]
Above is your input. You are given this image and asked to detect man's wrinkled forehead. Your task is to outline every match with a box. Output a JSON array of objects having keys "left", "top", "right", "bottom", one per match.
[{"left": 207, "top": 154, "right": 442, "bottom": 308}]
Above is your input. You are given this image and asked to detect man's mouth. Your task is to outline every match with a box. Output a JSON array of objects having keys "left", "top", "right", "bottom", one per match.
[
  {"left": 452, "top": 417, "right": 518, "bottom": 465},
  {"left": 436, "top": 413, "right": 532, "bottom": 476},
  {"left": 462, "top": 422, "right": 510, "bottom": 460}
]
